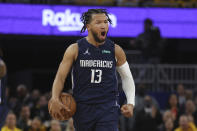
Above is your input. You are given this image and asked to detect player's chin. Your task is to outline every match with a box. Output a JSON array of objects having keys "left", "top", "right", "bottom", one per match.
[{"left": 100, "top": 38, "right": 106, "bottom": 42}]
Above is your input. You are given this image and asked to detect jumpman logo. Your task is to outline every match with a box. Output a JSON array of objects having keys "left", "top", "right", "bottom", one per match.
[
  {"left": 83, "top": 48, "right": 90, "bottom": 55},
  {"left": 115, "top": 101, "right": 120, "bottom": 108}
]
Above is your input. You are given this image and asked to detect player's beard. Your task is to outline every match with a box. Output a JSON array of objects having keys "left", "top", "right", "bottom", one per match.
[{"left": 92, "top": 30, "right": 107, "bottom": 43}]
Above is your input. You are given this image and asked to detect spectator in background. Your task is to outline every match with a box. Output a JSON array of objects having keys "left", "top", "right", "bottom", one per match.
[
  {"left": 8, "top": 97, "right": 18, "bottom": 114},
  {"left": 133, "top": 95, "right": 162, "bottom": 131},
  {"left": 12, "top": 84, "right": 31, "bottom": 117},
  {"left": 175, "top": 115, "right": 197, "bottom": 131},
  {"left": 177, "top": 84, "right": 186, "bottom": 107},
  {"left": 17, "top": 105, "right": 32, "bottom": 130},
  {"left": 167, "top": 94, "right": 180, "bottom": 118},
  {"left": 135, "top": 84, "right": 160, "bottom": 112},
  {"left": 16, "top": 84, "right": 31, "bottom": 105},
  {"left": 185, "top": 89, "right": 193, "bottom": 100},
  {"left": 134, "top": 18, "right": 163, "bottom": 64},
  {"left": 134, "top": 84, "right": 146, "bottom": 112},
  {"left": 48, "top": 120, "right": 61, "bottom": 131},
  {"left": 184, "top": 100, "right": 197, "bottom": 125},
  {"left": 166, "top": 94, "right": 181, "bottom": 128},
  {"left": 26, "top": 117, "right": 46, "bottom": 131},
  {"left": 1, "top": 112, "right": 22, "bottom": 131},
  {"left": 159, "top": 118, "right": 174, "bottom": 131},
  {"left": 164, "top": 118, "right": 174, "bottom": 131},
  {"left": 31, "top": 96, "right": 50, "bottom": 121},
  {"left": 29, "top": 89, "right": 41, "bottom": 109},
  {"left": 159, "top": 110, "right": 175, "bottom": 131},
  {"left": 162, "top": 110, "right": 176, "bottom": 122}
]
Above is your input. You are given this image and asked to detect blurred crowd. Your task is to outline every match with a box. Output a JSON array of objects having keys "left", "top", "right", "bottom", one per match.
[
  {"left": 1, "top": 84, "right": 75, "bottom": 131},
  {"left": 0, "top": 0, "right": 197, "bottom": 7},
  {"left": 1, "top": 82, "right": 197, "bottom": 131},
  {"left": 119, "top": 83, "right": 197, "bottom": 131}
]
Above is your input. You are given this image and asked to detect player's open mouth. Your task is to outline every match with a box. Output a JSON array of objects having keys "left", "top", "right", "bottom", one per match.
[{"left": 101, "top": 31, "right": 106, "bottom": 36}]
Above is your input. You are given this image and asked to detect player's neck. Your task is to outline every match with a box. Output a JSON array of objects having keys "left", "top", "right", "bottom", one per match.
[{"left": 86, "top": 35, "right": 105, "bottom": 47}]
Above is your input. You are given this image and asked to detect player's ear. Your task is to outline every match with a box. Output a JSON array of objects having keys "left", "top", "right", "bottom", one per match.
[{"left": 86, "top": 24, "right": 90, "bottom": 31}]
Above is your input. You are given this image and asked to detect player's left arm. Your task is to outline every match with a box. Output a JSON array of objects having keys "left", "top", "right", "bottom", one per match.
[{"left": 115, "top": 44, "right": 135, "bottom": 118}]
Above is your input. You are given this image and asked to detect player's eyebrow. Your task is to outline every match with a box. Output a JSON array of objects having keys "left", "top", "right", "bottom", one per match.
[{"left": 95, "top": 19, "right": 108, "bottom": 22}]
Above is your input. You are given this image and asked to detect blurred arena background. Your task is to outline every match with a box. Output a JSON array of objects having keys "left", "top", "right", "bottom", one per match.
[{"left": 0, "top": 0, "right": 197, "bottom": 131}]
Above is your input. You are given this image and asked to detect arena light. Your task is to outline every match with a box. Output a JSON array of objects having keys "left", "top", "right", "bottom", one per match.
[{"left": 0, "top": 3, "right": 197, "bottom": 38}]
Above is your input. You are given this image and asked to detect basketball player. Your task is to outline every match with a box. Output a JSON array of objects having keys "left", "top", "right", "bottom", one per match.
[{"left": 49, "top": 9, "right": 135, "bottom": 131}]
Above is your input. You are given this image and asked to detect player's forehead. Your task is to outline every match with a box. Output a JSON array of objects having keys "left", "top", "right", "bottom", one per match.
[{"left": 91, "top": 13, "right": 108, "bottom": 22}]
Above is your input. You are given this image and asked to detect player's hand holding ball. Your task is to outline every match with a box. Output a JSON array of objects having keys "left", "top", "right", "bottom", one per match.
[
  {"left": 48, "top": 93, "right": 76, "bottom": 121},
  {"left": 121, "top": 104, "right": 134, "bottom": 118},
  {"left": 48, "top": 97, "right": 68, "bottom": 120}
]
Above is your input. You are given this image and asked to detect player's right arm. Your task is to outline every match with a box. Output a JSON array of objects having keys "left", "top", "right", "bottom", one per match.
[
  {"left": 115, "top": 44, "right": 135, "bottom": 118},
  {"left": 49, "top": 43, "right": 78, "bottom": 120}
]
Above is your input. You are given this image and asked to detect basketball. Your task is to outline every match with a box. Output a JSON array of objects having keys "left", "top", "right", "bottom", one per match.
[{"left": 48, "top": 92, "right": 76, "bottom": 120}]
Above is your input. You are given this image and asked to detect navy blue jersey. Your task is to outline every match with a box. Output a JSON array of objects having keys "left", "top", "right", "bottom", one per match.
[{"left": 72, "top": 38, "right": 118, "bottom": 104}]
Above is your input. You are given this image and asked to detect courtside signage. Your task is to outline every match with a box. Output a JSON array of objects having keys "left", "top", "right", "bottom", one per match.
[{"left": 0, "top": 3, "right": 197, "bottom": 38}]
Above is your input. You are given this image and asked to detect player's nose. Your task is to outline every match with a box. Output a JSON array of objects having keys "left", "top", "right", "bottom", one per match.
[{"left": 100, "top": 22, "right": 106, "bottom": 29}]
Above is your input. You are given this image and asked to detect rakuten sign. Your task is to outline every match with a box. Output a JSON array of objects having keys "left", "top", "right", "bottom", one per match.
[{"left": 42, "top": 9, "right": 117, "bottom": 32}]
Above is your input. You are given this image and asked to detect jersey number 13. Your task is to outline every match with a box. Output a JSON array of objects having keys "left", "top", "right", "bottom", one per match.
[{"left": 91, "top": 69, "right": 102, "bottom": 83}]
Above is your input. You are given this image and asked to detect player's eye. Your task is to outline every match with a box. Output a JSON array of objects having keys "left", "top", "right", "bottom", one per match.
[
  {"left": 96, "top": 21, "right": 101, "bottom": 24},
  {"left": 104, "top": 20, "right": 108, "bottom": 23}
]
